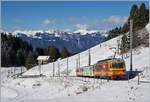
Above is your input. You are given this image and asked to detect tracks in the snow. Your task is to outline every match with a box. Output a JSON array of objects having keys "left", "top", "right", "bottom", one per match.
[{"left": 1, "top": 84, "right": 19, "bottom": 99}]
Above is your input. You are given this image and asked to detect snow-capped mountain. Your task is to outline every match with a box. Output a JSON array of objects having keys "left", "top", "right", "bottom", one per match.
[{"left": 12, "top": 30, "right": 107, "bottom": 53}]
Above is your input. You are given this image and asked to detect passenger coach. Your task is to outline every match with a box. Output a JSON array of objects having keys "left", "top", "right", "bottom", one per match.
[{"left": 76, "top": 58, "right": 126, "bottom": 80}]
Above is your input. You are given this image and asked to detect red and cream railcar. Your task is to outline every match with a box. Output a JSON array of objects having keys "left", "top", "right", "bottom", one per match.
[
  {"left": 76, "top": 58, "right": 126, "bottom": 80},
  {"left": 93, "top": 58, "right": 126, "bottom": 79}
]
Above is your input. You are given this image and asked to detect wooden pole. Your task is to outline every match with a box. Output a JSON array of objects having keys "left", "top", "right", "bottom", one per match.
[
  {"left": 76, "top": 59, "right": 78, "bottom": 69},
  {"left": 130, "top": 19, "right": 133, "bottom": 76},
  {"left": 117, "top": 39, "right": 120, "bottom": 54},
  {"left": 88, "top": 49, "right": 91, "bottom": 66}
]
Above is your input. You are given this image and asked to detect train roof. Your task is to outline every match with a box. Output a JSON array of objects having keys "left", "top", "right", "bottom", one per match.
[
  {"left": 78, "top": 58, "right": 124, "bottom": 69},
  {"left": 97, "top": 58, "right": 124, "bottom": 63}
]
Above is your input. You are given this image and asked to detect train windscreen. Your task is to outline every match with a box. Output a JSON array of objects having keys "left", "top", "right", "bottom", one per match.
[{"left": 112, "top": 62, "right": 125, "bottom": 68}]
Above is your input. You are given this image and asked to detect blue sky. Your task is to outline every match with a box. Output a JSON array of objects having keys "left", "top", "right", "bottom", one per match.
[{"left": 2, "top": 1, "right": 149, "bottom": 32}]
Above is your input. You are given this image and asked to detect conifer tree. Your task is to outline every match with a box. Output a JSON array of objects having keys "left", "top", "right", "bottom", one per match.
[
  {"left": 16, "top": 49, "right": 25, "bottom": 66},
  {"left": 25, "top": 51, "right": 36, "bottom": 70},
  {"left": 120, "top": 34, "right": 130, "bottom": 53},
  {"left": 138, "top": 3, "right": 147, "bottom": 28},
  {"left": 48, "top": 45, "right": 60, "bottom": 61},
  {"left": 60, "top": 47, "right": 70, "bottom": 59}
]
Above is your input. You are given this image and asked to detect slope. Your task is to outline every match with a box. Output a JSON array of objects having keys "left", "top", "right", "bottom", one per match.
[{"left": 1, "top": 24, "right": 149, "bottom": 102}]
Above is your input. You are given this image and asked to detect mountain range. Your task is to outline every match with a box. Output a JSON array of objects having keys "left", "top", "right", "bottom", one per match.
[{"left": 11, "top": 29, "right": 107, "bottom": 53}]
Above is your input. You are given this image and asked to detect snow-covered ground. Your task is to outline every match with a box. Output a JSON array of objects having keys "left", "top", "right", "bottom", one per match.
[{"left": 1, "top": 30, "right": 150, "bottom": 102}]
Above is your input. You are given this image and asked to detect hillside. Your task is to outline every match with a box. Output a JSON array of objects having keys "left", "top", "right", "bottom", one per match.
[
  {"left": 1, "top": 23, "right": 149, "bottom": 102},
  {"left": 23, "top": 28, "right": 149, "bottom": 76}
]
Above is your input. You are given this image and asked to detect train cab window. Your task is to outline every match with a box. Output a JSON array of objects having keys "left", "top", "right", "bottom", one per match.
[{"left": 112, "top": 62, "right": 124, "bottom": 68}]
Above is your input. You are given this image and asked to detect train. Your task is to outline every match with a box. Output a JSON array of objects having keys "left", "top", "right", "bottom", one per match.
[{"left": 76, "top": 58, "right": 127, "bottom": 80}]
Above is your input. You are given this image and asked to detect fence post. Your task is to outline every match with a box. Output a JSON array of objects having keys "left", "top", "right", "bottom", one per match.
[
  {"left": 128, "top": 73, "right": 129, "bottom": 83},
  {"left": 53, "top": 60, "right": 55, "bottom": 77},
  {"left": 21, "top": 66, "right": 22, "bottom": 74},
  {"left": 136, "top": 69, "right": 140, "bottom": 85},
  {"left": 7, "top": 70, "right": 10, "bottom": 78},
  {"left": 99, "top": 79, "right": 101, "bottom": 89},
  {"left": 138, "top": 74, "right": 140, "bottom": 85},
  {"left": 13, "top": 67, "right": 15, "bottom": 79},
  {"left": 58, "top": 61, "right": 60, "bottom": 77},
  {"left": 67, "top": 58, "right": 69, "bottom": 76},
  {"left": 38, "top": 61, "right": 42, "bottom": 77}
]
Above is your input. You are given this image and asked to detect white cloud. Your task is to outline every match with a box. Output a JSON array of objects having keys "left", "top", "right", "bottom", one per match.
[
  {"left": 42, "top": 19, "right": 56, "bottom": 25},
  {"left": 91, "top": 15, "right": 128, "bottom": 30},
  {"left": 13, "top": 30, "right": 43, "bottom": 36},
  {"left": 103, "top": 16, "right": 127, "bottom": 25},
  {"left": 74, "top": 24, "right": 106, "bottom": 35},
  {"left": 74, "top": 16, "right": 128, "bottom": 31},
  {"left": 75, "top": 24, "right": 90, "bottom": 30}
]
